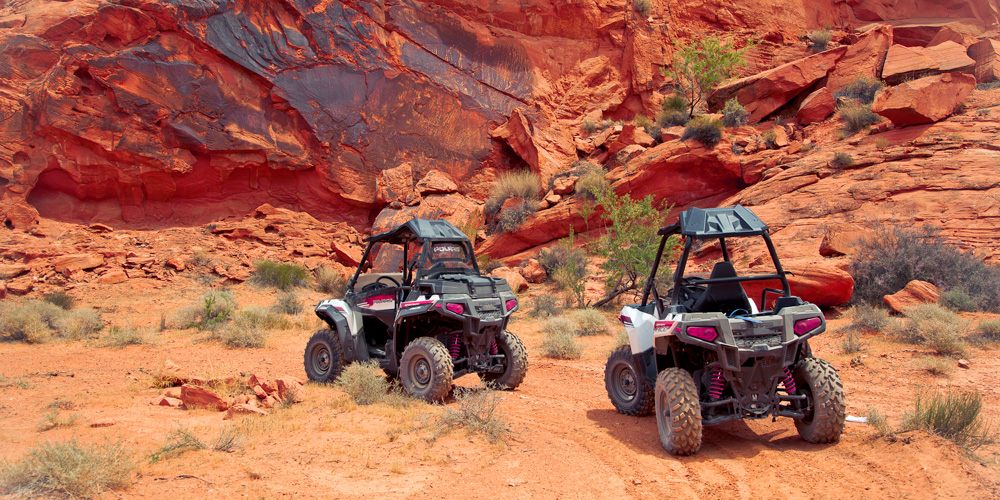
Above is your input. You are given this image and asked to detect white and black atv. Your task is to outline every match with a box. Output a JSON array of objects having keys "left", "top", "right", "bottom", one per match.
[
  {"left": 605, "top": 205, "right": 845, "bottom": 455},
  {"left": 304, "top": 218, "right": 527, "bottom": 401}
]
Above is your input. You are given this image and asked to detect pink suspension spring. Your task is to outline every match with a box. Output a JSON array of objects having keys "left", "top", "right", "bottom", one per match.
[
  {"left": 490, "top": 340, "right": 499, "bottom": 355},
  {"left": 708, "top": 366, "right": 726, "bottom": 400},
  {"left": 449, "top": 333, "right": 462, "bottom": 359},
  {"left": 781, "top": 367, "right": 797, "bottom": 394}
]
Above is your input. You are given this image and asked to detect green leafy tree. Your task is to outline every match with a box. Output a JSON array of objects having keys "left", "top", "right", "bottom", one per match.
[
  {"left": 664, "top": 37, "right": 755, "bottom": 118},
  {"left": 591, "top": 188, "right": 679, "bottom": 307}
]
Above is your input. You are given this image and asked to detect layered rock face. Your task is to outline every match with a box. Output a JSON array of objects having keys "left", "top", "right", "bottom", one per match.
[{"left": 3, "top": 0, "right": 997, "bottom": 230}]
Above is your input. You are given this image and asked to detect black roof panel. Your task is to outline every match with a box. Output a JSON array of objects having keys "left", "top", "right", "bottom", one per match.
[
  {"left": 366, "top": 218, "right": 470, "bottom": 243},
  {"left": 678, "top": 205, "right": 768, "bottom": 238}
]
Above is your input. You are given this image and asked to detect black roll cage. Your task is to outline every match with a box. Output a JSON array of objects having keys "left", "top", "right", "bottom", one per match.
[
  {"left": 347, "top": 233, "right": 479, "bottom": 294},
  {"left": 639, "top": 209, "right": 792, "bottom": 313}
]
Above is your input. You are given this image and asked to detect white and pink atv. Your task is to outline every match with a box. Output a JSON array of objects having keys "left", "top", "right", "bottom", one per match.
[
  {"left": 304, "top": 218, "right": 527, "bottom": 401},
  {"left": 605, "top": 206, "right": 845, "bottom": 455}
]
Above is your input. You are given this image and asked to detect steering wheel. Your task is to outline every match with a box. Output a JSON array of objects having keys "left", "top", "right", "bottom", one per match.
[{"left": 376, "top": 275, "right": 401, "bottom": 287}]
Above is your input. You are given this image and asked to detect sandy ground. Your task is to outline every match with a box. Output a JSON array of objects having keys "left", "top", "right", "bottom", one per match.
[{"left": 1, "top": 279, "right": 999, "bottom": 500}]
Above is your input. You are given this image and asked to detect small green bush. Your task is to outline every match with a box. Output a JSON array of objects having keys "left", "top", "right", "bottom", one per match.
[
  {"left": 838, "top": 102, "right": 880, "bottom": 134},
  {"left": 681, "top": 116, "right": 723, "bottom": 148},
  {"left": 217, "top": 307, "right": 289, "bottom": 348},
  {"left": 315, "top": 266, "right": 346, "bottom": 296},
  {"left": 919, "top": 356, "right": 953, "bottom": 376},
  {"left": 335, "top": 360, "right": 390, "bottom": 405},
  {"left": 832, "top": 151, "right": 854, "bottom": 167},
  {"left": 252, "top": 260, "right": 309, "bottom": 290},
  {"left": 494, "top": 202, "right": 534, "bottom": 233},
  {"left": 540, "top": 317, "right": 582, "bottom": 359},
  {"left": 273, "top": 291, "right": 302, "bottom": 315},
  {"left": 902, "top": 390, "right": 994, "bottom": 449},
  {"left": 528, "top": 295, "right": 562, "bottom": 318},
  {"left": 173, "top": 290, "right": 237, "bottom": 330},
  {"left": 835, "top": 76, "right": 885, "bottom": 105},
  {"left": 939, "top": 289, "right": 979, "bottom": 312},
  {"left": 632, "top": 0, "right": 651, "bottom": 16},
  {"left": 661, "top": 94, "right": 688, "bottom": 113},
  {"left": 101, "top": 324, "right": 158, "bottom": 348},
  {"left": 42, "top": 290, "right": 74, "bottom": 310},
  {"left": 806, "top": 28, "right": 833, "bottom": 52},
  {"left": 0, "top": 439, "right": 134, "bottom": 498},
  {"left": 721, "top": 98, "right": 749, "bottom": 127},
  {"left": 570, "top": 309, "right": 610, "bottom": 336}
]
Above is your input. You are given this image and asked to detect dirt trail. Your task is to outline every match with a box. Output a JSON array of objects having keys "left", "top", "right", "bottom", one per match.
[{"left": 0, "top": 282, "right": 998, "bottom": 499}]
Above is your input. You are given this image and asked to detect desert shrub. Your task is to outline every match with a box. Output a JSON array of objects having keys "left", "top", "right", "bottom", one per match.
[
  {"left": 335, "top": 361, "right": 390, "bottom": 405},
  {"left": 252, "top": 260, "right": 309, "bottom": 290},
  {"left": 838, "top": 101, "right": 879, "bottom": 134},
  {"left": 0, "top": 299, "right": 63, "bottom": 343},
  {"left": 56, "top": 309, "right": 102, "bottom": 340},
  {"left": 842, "top": 303, "right": 890, "bottom": 333},
  {"left": 891, "top": 304, "right": 965, "bottom": 355},
  {"left": 874, "top": 137, "right": 890, "bottom": 149},
  {"left": 540, "top": 317, "right": 582, "bottom": 359},
  {"left": 633, "top": 114, "right": 654, "bottom": 132},
  {"left": 0, "top": 439, "right": 134, "bottom": 498},
  {"left": 840, "top": 331, "right": 867, "bottom": 354},
  {"left": 850, "top": 224, "right": 1000, "bottom": 310},
  {"left": 902, "top": 390, "right": 994, "bottom": 449},
  {"left": 661, "top": 93, "right": 688, "bottom": 113},
  {"left": 835, "top": 76, "right": 885, "bottom": 105},
  {"left": 919, "top": 356, "right": 953, "bottom": 376},
  {"left": 42, "top": 290, "right": 74, "bottom": 310},
  {"left": 806, "top": 28, "right": 833, "bottom": 52},
  {"left": 493, "top": 202, "right": 534, "bottom": 233},
  {"left": 485, "top": 170, "right": 542, "bottom": 217},
  {"left": 574, "top": 164, "right": 609, "bottom": 200},
  {"left": 551, "top": 234, "right": 588, "bottom": 307},
  {"left": 101, "top": 324, "right": 158, "bottom": 347},
  {"left": 761, "top": 129, "right": 777, "bottom": 149},
  {"left": 315, "top": 266, "right": 346, "bottom": 296},
  {"left": 613, "top": 328, "right": 630, "bottom": 348},
  {"left": 273, "top": 290, "right": 302, "bottom": 315},
  {"left": 581, "top": 118, "right": 600, "bottom": 134},
  {"left": 976, "top": 319, "right": 1000, "bottom": 339},
  {"left": 538, "top": 242, "right": 588, "bottom": 277},
  {"left": 481, "top": 258, "right": 503, "bottom": 274},
  {"left": 832, "top": 151, "right": 854, "bottom": 167},
  {"left": 174, "top": 290, "right": 237, "bottom": 330},
  {"left": 436, "top": 387, "right": 510, "bottom": 444},
  {"left": 656, "top": 110, "right": 689, "bottom": 128},
  {"left": 217, "top": 307, "right": 289, "bottom": 348},
  {"left": 681, "top": 116, "right": 723, "bottom": 148},
  {"left": 570, "top": 309, "right": 610, "bottom": 336},
  {"left": 211, "top": 425, "right": 243, "bottom": 453},
  {"left": 632, "top": 0, "right": 651, "bottom": 16},
  {"left": 939, "top": 289, "right": 979, "bottom": 312},
  {"left": 528, "top": 295, "right": 562, "bottom": 318},
  {"left": 36, "top": 409, "right": 78, "bottom": 432},
  {"left": 148, "top": 427, "right": 205, "bottom": 463},
  {"left": 867, "top": 406, "right": 893, "bottom": 438},
  {"left": 721, "top": 98, "right": 749, "bottom": 127},
  {"left": 977, "top": 80, "right": 1000, "bottom": 91},
  {"left": 664, "top": 37, "right": 755, "bottom": 117}
]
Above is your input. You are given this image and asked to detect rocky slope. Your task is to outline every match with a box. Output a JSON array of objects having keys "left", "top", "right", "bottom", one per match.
[{"left": 2, "top": 0, "right": 1000, "bottom": 306}]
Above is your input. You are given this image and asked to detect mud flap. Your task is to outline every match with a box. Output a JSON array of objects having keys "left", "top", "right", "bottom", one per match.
[
  {"left": 633, "top": 347, "right": 658, "bottom": 386},
  {"left": 318, "top": 307, "right": 369, "bottom": 363}
]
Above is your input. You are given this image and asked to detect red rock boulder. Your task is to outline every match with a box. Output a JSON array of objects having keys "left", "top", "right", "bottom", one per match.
[
  {"left": 519, "top": 259, "right": 547, "bottom": 284},
  {"left": 883, "top": 280, "right": 941, "bottom": 313},
  {"left": 968, "top": 38, "right": 1000, "bottom": 83},
  {"left": 180, "top": 384, "right": 228, "bottom": 411},
  {"left": 872, "top": 72, "right": 976, "bottom": 126},
  {"left": 415, "top": 169, "right": 458, "bottom": 196},
  {"left": 881, "top": 42, "right": 975, "bottom": 85},
  {"left": 797, "top": 88, "right": 836, "bottom": 125},
  {"left": 490, "top": 267, "right": 529, "bottom": 293},
  {"left": 375, "top": 163, "right": 414, "bottom": 205},
  {"left": 276, "top": 376, "right": 304, "bottom": 403}
]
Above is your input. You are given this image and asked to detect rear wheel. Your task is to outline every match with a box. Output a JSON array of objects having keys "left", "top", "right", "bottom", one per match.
[
  {"left": 654, "top": 368, "right": 702, "bottom": 456},
  {"left": 479, "top": 330, "right": 528, "bottom": 390},
  {"left": 303, "top": 329, "right": 347, "bottom": 383},
  {"left": 605, "top": 346, "right": 654, "bottom": 416},
  {"left": 792, "top": 357, "right": 846, "bottom": 443},
  {"left": 400, "top": 337, "right": 454, "bottom": 401}
]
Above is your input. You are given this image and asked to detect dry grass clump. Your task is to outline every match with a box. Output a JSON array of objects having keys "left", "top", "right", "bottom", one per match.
[
  {"left": 902, "top": 390, "right": 994, "bottom": 450},
  {"left": 840, "top": 331, "right": 867, "bottom": 354},
  {"left": 842, "top": 303, "right": 890, "bottom": 333},
  {"left": 251, "top": 260, "right": 309, "bottom": 290},
  {"left": 217, "top": 307, "right": 289, "bottom": 348},
  {"left": 485, "top": 170, "right": 542, "bottom": 234},
  {"left": 806, "top": 28, "right": 833, "bottom": 52},
  {"left": 36, "top": 408, "right": 79, "bottom": 432},
  {"left": 315, "top": 266, "right": 347, "bottom": 296},
  {"left": 681, "top": 116, "right": 723, "bottom": 148},
  {"left": 42, "top": 290, "right": 75, "bottom": 310},
  {"left": 632, "top": 0, "right": 651, "bottom": 16},
  {"left": 540, "top": 317, "right": 582, "bottom": 359},
  {"left": 832, "top": 151, "right": 854, "bottom": 167},
  {"left": 975, "top": 319, "right": 1000, "bottom": 342},
  {"left": 273, "top": 290, "right": 302, "bottom": 315},
  {"left": 574, "top": 163, "right": 609, "bottom": 199},
  {"left": 570, "top": 308, "right": 610, "bottom": 336},
  {"left": 101, "top": 324, "right": 158, "bottom": 348},
  {"left": 57, "top": 309, "right": 103, "bottom": 340},
  {"left": 838, "top": 101, "right": 879, "bottom": 134},
  {"left": 0, "top": 300, "right": 64, "bottom": 343},
  {"left": 336, "top": 361, "right": 392, "bottom": 406},
  {"left": 436, "top": 387, "right": 510, "bottom": 444},
  {"left": 918, "top": 356, "right": 953, "bottom": 376},
  {"left": 0, "top": 439, "right": 134, "bottom": 498},
  {"left": 528, "top": 295, "right": 562, "bottom": 318},
  {"left": 890, "top": 304, "right": 966, "bottom": 356},
  {"left": 835, "top": 76, "right": 884, "bottom": 104}
]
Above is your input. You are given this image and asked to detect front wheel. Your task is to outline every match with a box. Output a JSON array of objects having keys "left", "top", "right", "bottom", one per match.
[
  {"left": 792, "top": 357, "right": 846, "bottom": 443},
  {"left": 605, "top": 346, "right": 654, "bottom": 416},
  {"left": 654, "top": 368, "right": 703, "bottom": 456},
  {"left": 479, "top": 330, "right": 528, "bottom": 390},
  {"left": 400, "top": 337, "right": 454, "bottom": 401},
  {"left": 303, "top": 329, "right": 347, "bottom": 383}
]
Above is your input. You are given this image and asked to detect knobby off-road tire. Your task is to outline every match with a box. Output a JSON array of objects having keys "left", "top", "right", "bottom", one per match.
[
  {"left": 605, "top": 345, "right": 654, "bottom": 416},
  {"left": 792, "top": 357, "right": 846, "bottom": 443},
  {"left": 479, "top": 330, "right": 528, "bottom": 390},
  {"left": 654, "top": 368, "right": 703, "bottom": 456},
  {"left": 303, "top": 329, "right": 347, "bottom": 383},
  {"left": 400, "top": 337, "right": 454, "bottom": 402}
]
